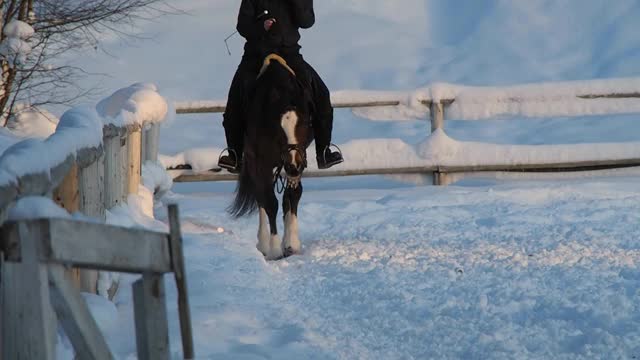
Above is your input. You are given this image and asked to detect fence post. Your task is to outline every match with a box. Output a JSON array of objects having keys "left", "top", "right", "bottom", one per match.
[
  {"left": 102, "top": 125, "right": 127, "bottom": 299},
  {"left": 78, "top": 147, "right": 106, "bottom": 294},
  {"left": 2, "top": 222, "right": 57, "bottom": 360},
  {"left": 103, "top": 125, "right": 127, "bottom": 209},
  {"left": 430, "top": 101, "right": 444, "bottom": 132},
  {"left": 168, "top": 204, "right": 195, "bottom": 359},
  {"left": 429, "top": 101, "right": 449, "bottom": 185},
  {"left": 142, "top": 123, "right": 160, "bottom": 163},
  {"left": 133, "top": 272, "right": 170, "bottom": 360},
  {"left": 128, "top": 125, "right": 142, "bottom": 194},
  {"left": 53, "top": 163, "right": 84, "bottom": 289}
]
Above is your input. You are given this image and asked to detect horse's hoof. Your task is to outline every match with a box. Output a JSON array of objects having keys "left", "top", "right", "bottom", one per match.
[{"left": 283, "top": 247, "right": 298, "bottom": 258}]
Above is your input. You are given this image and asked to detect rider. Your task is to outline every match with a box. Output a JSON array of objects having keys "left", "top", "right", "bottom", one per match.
[{"left": 218, "top": 0, "right": 344, "bottom": 173}]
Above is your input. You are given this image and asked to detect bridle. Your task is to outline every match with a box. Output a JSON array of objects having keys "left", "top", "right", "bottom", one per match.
[{"left": 274, "top": 143, "right": 307, "bottom": 193}]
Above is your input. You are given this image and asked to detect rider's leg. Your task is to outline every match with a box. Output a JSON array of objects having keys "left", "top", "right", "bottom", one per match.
[
  {"left": 287, "top": 55, "right": 343, "bottom": 169},
  {"left": 220, "top": 55, "right": 261, "bottom": 172}
]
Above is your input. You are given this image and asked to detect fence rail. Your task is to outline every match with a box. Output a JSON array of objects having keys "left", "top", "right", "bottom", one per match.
[
  {"left": 172, "top": 81, "right": 640, "bottom": 185},
  {"left": 0, "top": 206, "right": 194, "bottom": 360}
]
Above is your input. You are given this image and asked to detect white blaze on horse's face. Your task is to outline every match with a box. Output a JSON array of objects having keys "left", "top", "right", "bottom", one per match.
[{"left": 281, "top": 110, "right": 299, "bottom": 168}]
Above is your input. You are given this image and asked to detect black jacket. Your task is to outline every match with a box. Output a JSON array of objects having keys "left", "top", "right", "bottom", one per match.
[{"left": 237, "top": 0, "right": 315, "bottom": 56}]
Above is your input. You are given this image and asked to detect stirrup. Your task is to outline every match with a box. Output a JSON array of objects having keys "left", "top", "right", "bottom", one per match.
[
  {"left": 318, "top": 143, "right": 344, "bottom": 169},
  {"left": 218, "top": 148, "right": 240, "bottom": 171}
]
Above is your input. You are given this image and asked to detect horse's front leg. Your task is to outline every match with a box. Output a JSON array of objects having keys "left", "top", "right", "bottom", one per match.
[
  {"left": 259, "top": 187, "right": 283, "bottom": 260},
  {"left": 283, "top": 182, "right": 302, "bottom": 257}
]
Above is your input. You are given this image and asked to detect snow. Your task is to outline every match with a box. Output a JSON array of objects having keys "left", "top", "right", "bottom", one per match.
[
  {"left": 66, "top": 177, "right": 640, "bottom": 359},
  {"left": 0, "top": 127, "right": 20, "bottom": 157},
  {"left": 0, "top": 21, "right": 34, "bottom": 66},
  {"left": 3, "top": 20, "right": 35, "bottom": 39},
  {"left": 159, "top": 147, "right": 224, "bottom": 172},
  {"left": 0, "top": 108, "right": 104, "bottom": 187},
  {"left": 0, "top": 138, "right": 54, "bottom": 183},
  {"left": 142, "top": 160, "right": 173, "bottom": 199},
  {"left": 0, "top": 37, "right": 31, "bottom": 65},
  {"left": 417, "top": 130, "right": 640, "bottom": 167},
  {"left": 96, "top": 83, "right": 169, "bottom": 126},
  {"left": 51, "top": 106, "right": 103, "bottom": 151},
  {"left": 8, "top": 196, "right": 71, "bottom": 221},
  {"left": 5, "top": 106, "right": 59, "bottom": 139}
]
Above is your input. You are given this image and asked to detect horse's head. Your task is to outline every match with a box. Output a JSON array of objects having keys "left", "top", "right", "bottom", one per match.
[{"left": 279, "top": 105, "right": 310, "bottom": 178}]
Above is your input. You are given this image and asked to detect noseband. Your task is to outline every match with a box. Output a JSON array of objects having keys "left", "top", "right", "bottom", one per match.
[
  {"left": 282, "top": 144, "right": 308, "bottom": 170},
  {"left": 274, "top": 144, "right": 307, "bottom": 193}
]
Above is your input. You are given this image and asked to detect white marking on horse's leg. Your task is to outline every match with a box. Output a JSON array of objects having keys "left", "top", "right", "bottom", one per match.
[
  {"left": 257, "top": 208, "right": 270, "bottom": 256},
  {"left": 283, "top": 211, "right": 301, "bottom": 255},
  {"left": 281, "top": 110, "right": 299, "bottom": 167},
  {"left": 266, "top": 234, "right": 283, "bottom": 260}
]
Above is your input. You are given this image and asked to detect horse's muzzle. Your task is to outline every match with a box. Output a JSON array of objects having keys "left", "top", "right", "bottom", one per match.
[{"left": 284, "top": 163, "right": 303, "bottom": 178}]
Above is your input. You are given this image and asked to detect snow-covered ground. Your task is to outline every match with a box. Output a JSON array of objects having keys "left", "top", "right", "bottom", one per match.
[{"left": 73, "top": 176, "right": 640, "bottom": 359}]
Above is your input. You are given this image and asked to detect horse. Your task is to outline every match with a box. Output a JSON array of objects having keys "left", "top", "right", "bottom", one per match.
[{"left": 228, "top": 53, "right": 313, "bottom": 260}]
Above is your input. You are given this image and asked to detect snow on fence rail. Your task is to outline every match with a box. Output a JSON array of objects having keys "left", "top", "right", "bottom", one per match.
[
  {"left": 0, "top": 83, "right": 166, "bottom": 295},
  {"left": 172, "top": 77, "right": 640, "bottom": 185}
]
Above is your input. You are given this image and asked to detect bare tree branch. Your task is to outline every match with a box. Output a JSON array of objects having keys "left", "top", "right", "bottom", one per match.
[{"left": 1, "top": 0, "right": 174, "bottom": 126}]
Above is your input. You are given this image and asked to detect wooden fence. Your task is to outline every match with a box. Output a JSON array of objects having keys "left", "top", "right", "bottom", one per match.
[
  {"left": 171, "top": 86, "right": 640, "bottom": 185},
  {"left": 0, "top": 121, "right": 162, "bottom": 294},
  {"left": 0, "top": 205, "right": 194, "bottom": 360}
]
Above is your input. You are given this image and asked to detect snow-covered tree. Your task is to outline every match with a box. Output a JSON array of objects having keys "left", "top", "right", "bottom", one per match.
[{"left": 0, "top": 0, "right": 169, "bottom": 126}]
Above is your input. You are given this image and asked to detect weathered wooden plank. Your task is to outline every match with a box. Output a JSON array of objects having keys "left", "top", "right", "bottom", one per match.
[
  {"left": 174, "top": 90, "right": 640, "bottom": 116},
  {"left": 171, "top": 158, "right": 640, "bottom": 183},
  {"left": 170, "top": 166, "right": 439, "bottom": 183},
  {"left": 436, "top": 159, "right": 640, "bottom": 173},
  {"left": 79, "top": 153, "right": 106, "bottom": 221},
  {"left": 577, "top": 92, "right": 640, "bottom": 99},
  {"left": 0, "top": 184, "right": 18, "bottom": 223},
  {"left": 143, "top": 123, "right": 160, "bottom": 162},
  {"left": 52, "top": 163, "right": 84, "bottom": 289},
  {"left": 78, "top": 153, "right": 106, "bottom": 294},
  {"left": 127, "top": 129, "right": 142, "bottom": 194},
  {"left": 50, "top": 154, "right": 77, "bottom": 190},
  {"left": 133, "top": 273, "right": 170, "bottom": 360},
  {"left": 53, "top": 163, "right": 80, "bottom": 213},
  {"left": 168, "top": 205, "right": 195, "bottom": 359},
  {"left": 429, "top": 101, "right": 444, "bottom": 132},
  {"left": 14, "top": 154, "right": 75, "bottom": 198},
  {"left": 77, "top": 146, "right": 103, "bottom": 169},
  {"left": 48, "top": 264, "right": 114, "bottom": 360},
  {"left": 175, "top": 100, "right": 408, "bottom": 115},
  {"left": 2, "top": 222, "right": 57, "bottom": 360},
  {"left": 103, "top": 133, "right": 126, "bottom": 209},
  {"left": 2, "top": 219, "right": 172, "bottom": 273}
]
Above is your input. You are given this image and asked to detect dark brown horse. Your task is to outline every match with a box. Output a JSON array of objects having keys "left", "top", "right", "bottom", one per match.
[{"left": 228, "top": 53, "right": 313, "bottom": 260}]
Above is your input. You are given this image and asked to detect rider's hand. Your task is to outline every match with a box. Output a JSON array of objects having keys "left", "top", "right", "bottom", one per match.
[{"left": 264, "top": 18, "right": 276, "bottom": 31}]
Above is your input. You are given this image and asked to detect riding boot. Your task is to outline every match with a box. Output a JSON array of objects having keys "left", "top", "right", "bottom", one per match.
[
  {"left": 218, "top": 149, "right": 243, "bottom": 173},
  {"left": 316, "top": 145, "right": 343, "bottom": 169},
  {"left": 219, "top": 112, "right": 245, "bottom": 173}
]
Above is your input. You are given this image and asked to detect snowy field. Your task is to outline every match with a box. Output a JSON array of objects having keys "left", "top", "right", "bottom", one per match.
[
  {"left": 2, "top": 0, "right": 639, "bottom": 359},
  {"left": 71, "top": 176, "right": 640, "bottom": 359}
]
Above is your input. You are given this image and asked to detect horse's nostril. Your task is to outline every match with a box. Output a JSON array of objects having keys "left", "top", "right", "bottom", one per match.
[{"left": 284, "top": 164, "right": 300, "bottom": 177}]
